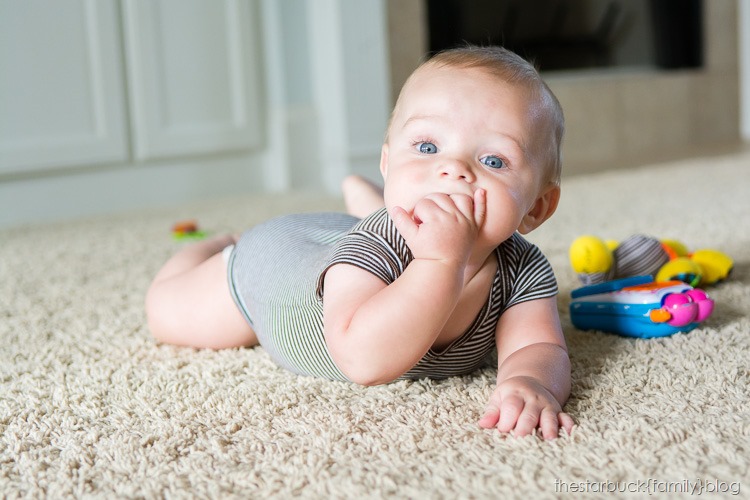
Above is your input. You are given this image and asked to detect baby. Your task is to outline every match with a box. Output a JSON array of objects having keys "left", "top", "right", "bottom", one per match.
[{"left": 146, "top": 45, "right": 573, "bottom": 439}]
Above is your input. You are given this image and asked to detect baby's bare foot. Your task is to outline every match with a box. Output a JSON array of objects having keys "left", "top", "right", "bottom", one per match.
[{"left": 342, "top": 175, "right": 385, "bottom": 218}]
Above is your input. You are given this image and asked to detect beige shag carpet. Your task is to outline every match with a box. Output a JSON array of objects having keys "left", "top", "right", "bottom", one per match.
[{"left": 2, "top": 150, "right": 749, "bottom": 498}]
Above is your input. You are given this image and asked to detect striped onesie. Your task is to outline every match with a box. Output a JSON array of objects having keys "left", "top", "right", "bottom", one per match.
[{"left": 227, "top": 208, "right": 557, "bottom": 382}]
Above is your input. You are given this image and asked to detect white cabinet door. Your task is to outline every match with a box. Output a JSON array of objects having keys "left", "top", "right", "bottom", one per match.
[
  {"left": 0, "top": 0, "right": 128, "bottom": 174},
  {"left": 122, "top": 0, "right": 264, "bottom": 161}
]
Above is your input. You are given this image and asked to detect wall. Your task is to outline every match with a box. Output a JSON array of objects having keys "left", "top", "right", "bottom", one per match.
[
  {"left": 741, "top": 0, "right": 750, "bottom": 141},
  {"left": 547, "top": 0, "right": 740, "bottom": 175},
  {"left": 0, "top": 0, "right": 392, "bottom": 229},
  {"left": 0, "top": 0, "right": 267, "bottom": 229}
]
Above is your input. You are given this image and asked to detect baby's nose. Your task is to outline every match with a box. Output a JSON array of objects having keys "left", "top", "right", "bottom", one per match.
[{"left": 439, "top": 159, "right": 475, "bottom": 182}]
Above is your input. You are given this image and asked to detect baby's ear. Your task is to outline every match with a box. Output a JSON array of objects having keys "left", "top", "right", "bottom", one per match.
[
  {"left": 518, "top": 184, "right": 560, "bottom": 234},
  {"left": 379, "top": 144, "right": 389, "bottom": 180}
]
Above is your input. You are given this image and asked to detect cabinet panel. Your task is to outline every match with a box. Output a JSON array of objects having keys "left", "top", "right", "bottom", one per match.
[
  {"left": 0, "top": 0, "right": 128, "bottom": 174},
  {"left": 122, "top": 0, "right": 264, "bottom": 160}
]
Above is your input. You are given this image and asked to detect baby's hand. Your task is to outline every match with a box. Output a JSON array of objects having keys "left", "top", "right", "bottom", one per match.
[
  {"left": 478, "top": 376, "right": 574, "bottom": 440},
  {"left": 391, "top": 189, "right": 486, "bottom": 265}
]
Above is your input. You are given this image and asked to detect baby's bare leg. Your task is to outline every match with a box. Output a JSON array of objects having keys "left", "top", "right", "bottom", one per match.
[
  {"left": 145, "top": 235, "right": 258, "bottom": 349},
  {"left": 152, "top": 234, "right": 237, "bottom": 283},
  {"left": 342, "top": 175, "right": 385, "bottom": 218}
]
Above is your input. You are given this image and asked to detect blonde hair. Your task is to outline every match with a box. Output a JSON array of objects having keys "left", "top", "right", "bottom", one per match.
[{"left": 390, "top": 45, "right": 565, "bottom": 185}]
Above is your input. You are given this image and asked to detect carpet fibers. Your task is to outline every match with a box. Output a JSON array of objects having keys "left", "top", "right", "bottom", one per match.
[{"left": 2, "top": 151, "right": 749, "bottom": 498}]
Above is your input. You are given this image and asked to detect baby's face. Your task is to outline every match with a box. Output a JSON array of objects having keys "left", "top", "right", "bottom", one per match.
[{"left": 380, "top": 64, "right": 553, "bottom": 247}]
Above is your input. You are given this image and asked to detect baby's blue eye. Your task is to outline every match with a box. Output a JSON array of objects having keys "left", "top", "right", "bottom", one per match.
[
  {"left": 481, "top": 155, "right": 505, "bottom": 169},
  {"left": 418, "top": 142, "right": 438, "bottom": 154}
]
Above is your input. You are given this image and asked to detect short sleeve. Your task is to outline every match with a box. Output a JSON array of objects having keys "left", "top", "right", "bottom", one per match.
[
  {"left": 316, "top": 208, "right": 412, "bottom": 298},
  {"left": 500, "top": 233, "right": 558, "bottom": 311}
]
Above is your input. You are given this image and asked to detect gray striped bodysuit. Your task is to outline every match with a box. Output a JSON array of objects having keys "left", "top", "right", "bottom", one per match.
[{"left": 227, "top": 208, "right": 557, "bottom": 382}]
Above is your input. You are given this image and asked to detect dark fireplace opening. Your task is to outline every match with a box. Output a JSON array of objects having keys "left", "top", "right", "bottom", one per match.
[{"left": 426, "top": 0, "right": 703, "bottom": 72}]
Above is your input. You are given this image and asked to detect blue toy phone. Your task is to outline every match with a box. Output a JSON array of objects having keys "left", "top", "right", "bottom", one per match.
[{"left": 570, "top": 276, "right": 714, "bottom": 338}]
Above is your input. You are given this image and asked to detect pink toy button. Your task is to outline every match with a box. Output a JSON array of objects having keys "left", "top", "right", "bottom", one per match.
[
  {"left": 662, "top": 293, "right": 699, "bottom": 327},
  {"left": 685, "top": 289, "right": 715, "bottom": 322}
]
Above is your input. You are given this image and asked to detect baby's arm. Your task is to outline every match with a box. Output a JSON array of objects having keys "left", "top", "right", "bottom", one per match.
[
  {"left": 478, "top": 296, "right": 574, "bottom": 439},
  {"left": 322, "top": 191, "right": 486, "bottom": 385}
]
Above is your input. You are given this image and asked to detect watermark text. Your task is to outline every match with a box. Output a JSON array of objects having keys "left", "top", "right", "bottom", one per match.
[{"left": 554, "top": 478, "right": 741, "bottom": 496}]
